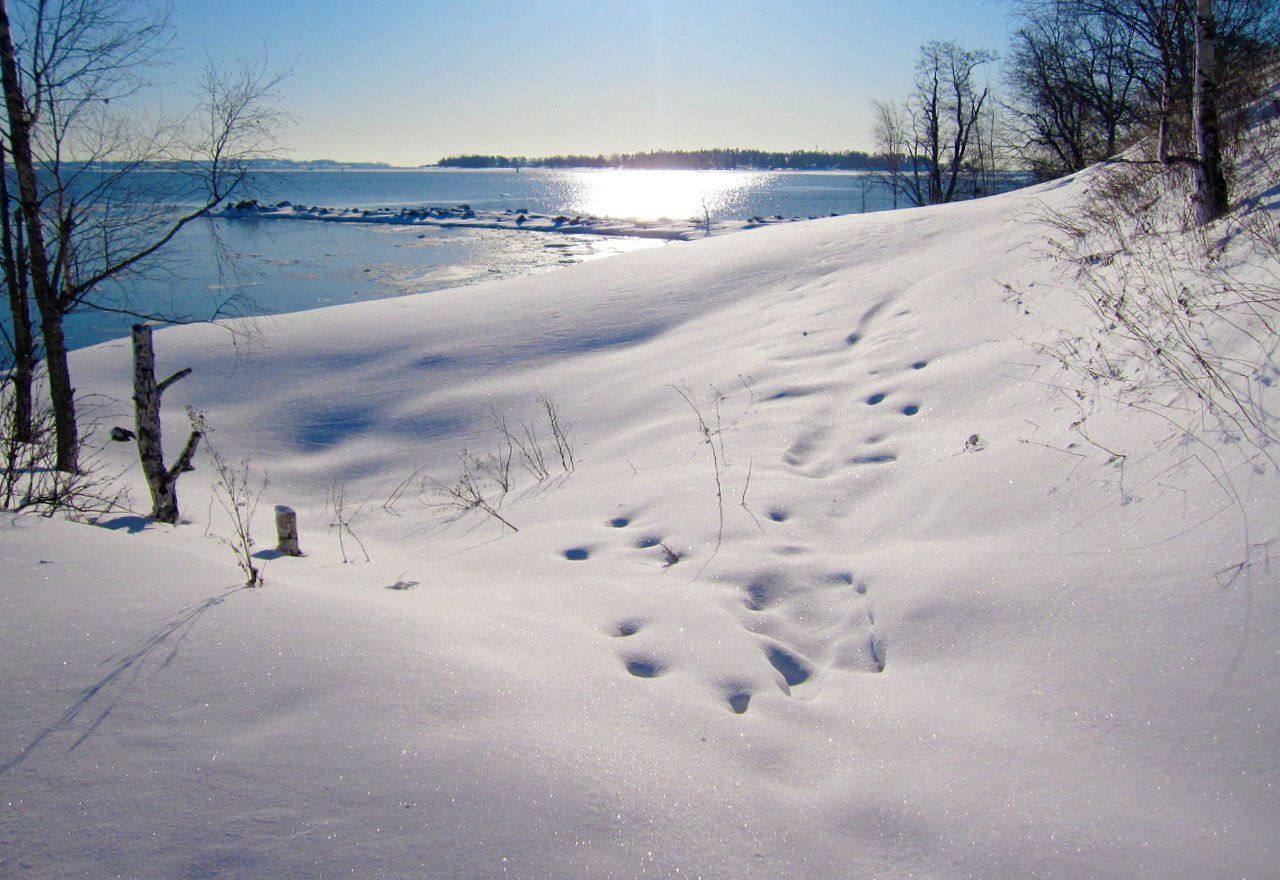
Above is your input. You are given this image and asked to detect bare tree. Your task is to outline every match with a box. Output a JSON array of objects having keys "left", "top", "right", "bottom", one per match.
[
  {"left": 969, "top": 98, "right": 1009, "bottom": 196},
  {"left": 871, "top": 98, "right": 909, "bottom": 208},
  {"left": 902, "top": 40, "right": 997, "bottom": 206},
  {"left": 0, "top": 0, "right": 286, "bottom": 473},
  {"left": 1010, "top": 0, "right": 1279, "bottom": 170},
  {"left": 1005, "top": 9, "right": 1143, "bottom": 176},
  {"left": 1005, "top": 0, "right": 1277, "bottom": 236}
]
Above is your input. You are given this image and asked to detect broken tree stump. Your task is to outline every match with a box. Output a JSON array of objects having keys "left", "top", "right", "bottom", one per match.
[
  {"left": 275, "top": 505, "right": 302, "bottom": 556},
  {"left": 132, "top": 323, "right": 200, "bottom": 524}
]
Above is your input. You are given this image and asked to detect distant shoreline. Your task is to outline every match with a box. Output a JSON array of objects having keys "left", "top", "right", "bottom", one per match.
[{"left": 246, "top": 166, "right": 900, "bottom": 175}]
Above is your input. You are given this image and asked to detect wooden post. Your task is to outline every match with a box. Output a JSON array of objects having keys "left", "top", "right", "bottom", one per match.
[
  {"left": 132, "top": 324, "right": 200, "bottom": 524},
  {"left": 275, "top": 505, "right": 302, "bottom": 556}
]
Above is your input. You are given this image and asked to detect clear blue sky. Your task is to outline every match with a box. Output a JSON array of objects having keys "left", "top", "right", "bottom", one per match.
[{"left": 163, "top": 0, "right": 1012, "bottom": 165}]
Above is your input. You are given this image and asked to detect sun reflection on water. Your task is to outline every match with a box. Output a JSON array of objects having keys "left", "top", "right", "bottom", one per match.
[{"left": 564, "top": 169, "right": 769, "bottom": 221}]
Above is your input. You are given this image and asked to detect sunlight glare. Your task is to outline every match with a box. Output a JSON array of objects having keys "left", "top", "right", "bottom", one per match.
[{"left": 567, "top": 169, "right": 766, "bottom": 221}]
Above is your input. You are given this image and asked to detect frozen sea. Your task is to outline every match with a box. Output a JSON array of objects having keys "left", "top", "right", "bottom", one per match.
[{"left": 59, "top": 167, "right": 1019, "bottom": 349}]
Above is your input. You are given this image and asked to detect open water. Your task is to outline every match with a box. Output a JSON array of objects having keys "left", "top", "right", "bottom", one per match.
[{"left": 28, "top": 167, "right": 1024, "bottom": 349}]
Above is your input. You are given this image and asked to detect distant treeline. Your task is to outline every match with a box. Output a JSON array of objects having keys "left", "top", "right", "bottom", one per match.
[
  {"left": 248, "top": 159, "right": 396, "bottom": 170},
  {"left": 87, "top": 158, "right": 398, "bottom": 171},
  {"left": 436, "top": 149, "right": 894, "bottom": 171}
]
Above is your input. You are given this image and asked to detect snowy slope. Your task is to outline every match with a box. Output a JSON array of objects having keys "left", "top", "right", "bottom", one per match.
[{"left": 2, "top": 156, "right": 1278, "bottom": 880}]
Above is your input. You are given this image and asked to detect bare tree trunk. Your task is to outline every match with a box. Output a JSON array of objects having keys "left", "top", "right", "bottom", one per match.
[
  {"left": 1192, "top": 0, "right": 1228, "bottom": 225},
  {"left": 924, "top": 64, "right": 944, "bottom": 204},
  {"left": 1157, "top": 65, "right": 1173, "bottom": 164},
  {"left": 0, "top": 140, "right": 33, "bottom": 442},
  {"left": 1152, "top": 0, "right": 1183, "bottom": 167},
  {"left": 0, "top": 0, "right": 77, "bottom": 472},
  {"left": 132, "top": 324, "right": 200, "bottom": 524}
]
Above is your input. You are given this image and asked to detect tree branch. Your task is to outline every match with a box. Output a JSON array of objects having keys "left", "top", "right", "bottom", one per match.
[
  {"left": 157, "top": 366, "right": 192, "bottom": 395},
  {"left": 165, "top": 428, "right": 201, "bottom": 482},
  {"left": 65, "top": 198, "right": 219, "bottom": 303}
]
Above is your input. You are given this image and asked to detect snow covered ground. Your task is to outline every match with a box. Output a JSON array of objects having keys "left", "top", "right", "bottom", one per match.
[{"left": 3, "top": 146, "right": 1278, "bottom": 879}]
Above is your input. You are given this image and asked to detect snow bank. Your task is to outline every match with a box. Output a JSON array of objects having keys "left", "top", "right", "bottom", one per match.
[{"left": 3, "top": 157, "right": 1278, "bottom": 879}]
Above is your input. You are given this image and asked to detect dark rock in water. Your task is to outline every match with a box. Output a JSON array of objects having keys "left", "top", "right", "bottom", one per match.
[
  {"left": 277, "top": 200, "right": 292, "bottom": 208},
  {"left": 516, "top": 214, "right": 527, "bottom": 223},
  {"left": 461, "top": 210, "right": 476, "bottom": 219},
  {"left": 553, "top": 215, "right": 569, "bottom": 224},
  {"left": 109, "top": 426, "right": 135, "bottom": 442}
]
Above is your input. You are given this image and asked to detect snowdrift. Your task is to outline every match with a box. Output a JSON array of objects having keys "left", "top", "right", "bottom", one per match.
[{"left": 3, "top": 153, "right": 1278, "bottom": 879}]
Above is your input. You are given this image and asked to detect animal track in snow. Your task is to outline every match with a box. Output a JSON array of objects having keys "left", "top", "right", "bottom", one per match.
[
  {"left": 868, "top": 634, "right": 886, "bottom": 673},
  {"left": 726, "top": 688, "right": 752, "bottom": 714},
  {"left": 858, "top": 298, "right": 891, "bottom": 326},
  {"left": 767, "top": 508, "right": 791, "bottom": 523},
  {"left": 765, "top": 644, "right": 812, "bottom": 689},
  {"left": 608, "top": 516, "right": 631, "bottom": 528},
  {"left": 613, "top": 620, "right": 643, "bottom": 637},
  {"left": 765, "top": 384, "right": 827, "bottom": 401},
  {"left": 773, "top": 545, "right": 808, "bottom": 557},
  {"left": 866, "top": 392, "right": 887, "bottom": 406},
  {"left": 563, "top": 547, "right": 590, "bottom": 561},
  {"left": 717, "top": 563, "right": 884, "bottom": 692},
  {"left": 785, "top": 430, "right": 825, "bottom": 466},
  {"left": 849, "top": 452, "right": 897, "bottom": 465},
  {"left": 744, "top": 577, "right": 780, "bottom": 611},
  {"left": 624, "top": 656, "right": 665, "bottom": 678},
  {"left": 901, "top": 404, "right": 920, "bottom": 416},
  {"left": 911, "top": 360, "right": 928, "bottom": 370}
]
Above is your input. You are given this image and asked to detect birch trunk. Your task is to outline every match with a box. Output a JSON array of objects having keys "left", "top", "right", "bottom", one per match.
[{"left": 1192, "top": 0, "right": 1229, "bottom": 226}]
